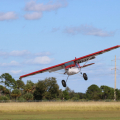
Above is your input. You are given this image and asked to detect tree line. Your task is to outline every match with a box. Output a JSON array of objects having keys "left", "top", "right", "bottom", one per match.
[{"left": 0, "top": 73, "right": 120, "bottom": 101}]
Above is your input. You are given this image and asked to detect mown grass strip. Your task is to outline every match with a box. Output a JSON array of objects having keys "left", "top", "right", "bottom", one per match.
[{"left": 0, "top": 111, "right": 120, "bottom": 120}]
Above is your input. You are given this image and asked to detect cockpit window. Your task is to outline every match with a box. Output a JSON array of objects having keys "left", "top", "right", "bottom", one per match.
[{"left": 65, "top": 61, "right": 74, "bottom": 67}]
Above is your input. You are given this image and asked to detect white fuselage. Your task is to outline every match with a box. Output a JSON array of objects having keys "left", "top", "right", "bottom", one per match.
[{"left": 66, "top": 67, "right": 80, "bottom": 75}]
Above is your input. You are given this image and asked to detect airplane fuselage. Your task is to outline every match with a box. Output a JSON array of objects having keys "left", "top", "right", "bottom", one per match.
[{"left": 66, "top": 67, "right": 80, "bottom": 75}]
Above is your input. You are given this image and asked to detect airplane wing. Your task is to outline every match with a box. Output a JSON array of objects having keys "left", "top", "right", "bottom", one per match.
[
  {"left": 19, "top": 45, "right": 120, "bottom": 79},
  {"left": 74, "top": 45, "right": 120, "bottom": 64},
  {"left": 19, "top": 63, "right": 65, "bottom": 79}
]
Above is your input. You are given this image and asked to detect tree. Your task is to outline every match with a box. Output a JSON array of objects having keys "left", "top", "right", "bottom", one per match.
[
  {"left": 34, "top": 80, "right": 46, "bottom": 100},
  {"left": 116, "top": 89, "right": 120, "bottom": 100},
  {"left": 86, "top": 84, "right": 102, "bottom": 100},
  {"left": 24, "top": 84, "right": 32, "bottom": 93},
  {"left": 0, "top": 85, "right": 10, "bottom": 97},
  {"left": 27, "top": 80, "right": 34, "bottom": 87},
  {"left": 0, "top": 73, "right": 16, "bottom": 89},
  {"left": 34, "top": 77, "right": 61, "bottom": 100},
  {"left": 24, "top": 80, "right": 35, "bottom": 93},
  {"left": 65, "top": 86, "right": 72, "bottom": 93},
  {"left": 63, "top": 90, "right": 70, "bottom": 100},
  {"left": 0, "top": 85, "right": 4, "bottom": 96},
  {"left": 16, "top": 80, "right": 25, "bottom": 90},
  {"left": 11, "top": 89, "right": 21, "bottom": 101},
  {"left": 44, "top": 77, "right": 60, "bottom": 100},
  {"left": 2, "top": 88, "right": 10, "bottom": 95},
  {"left": 78, "top": 93, "right": 86, "bottom": 99},
  {"left": 100, "top": 85, "right": 114, "bottom": 99},
  {"left": 65, "top": 87, "right": 75, "bottom": 99},
  {"left": 71, "top": 93, "right": 80, "bottom": 101},
  {"left": 58, "top": 89, "right": 63, "bottom": 100},
  {"left": 23, "top": 93, "right": 33, "bottom": 101}
]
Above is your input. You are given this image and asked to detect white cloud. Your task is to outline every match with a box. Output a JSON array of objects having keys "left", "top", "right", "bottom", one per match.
[
  {"left": 0, "top": 12, "right": 18, "bottom": 21},
  {"left": 0, "top": 51, "right": 53, "bottom": 67},
  {"left": 9, "top": 50, "right": 30, "bottom": 56},
  {"left": 0, "top": 51, "right": 7, "bottom": 56},
  {"left": 24, "top": 1, "right": 67, "bottom": 20},
  {"left": 24, "top": 12, "right": 42, "bottom": 20},
  {"left": 25, "top": 1, "right": 67, "bottom": 12},
  {"left": 0, "top": 50, "right": 30, "bottom": 58},
  {"left": 0, "top": 61, "right": 20, "bottom": 67},
  {"left": 0, "top": 56, "right": 53, "bottom": 67},
  {"left": 64, "top": 25, "right": 115, "bottom": 37},
  {"left": 35, "top": 52, "right": 51, "bottom": 56},
  {"left": 25, "top": 56, "right": 53, "bottom": 64},
  {"left": 0, "top": 50, "right": 51, "bottom": 58},
  {"left": 11, "top": 70, "right": 22, "bottom": 74}
]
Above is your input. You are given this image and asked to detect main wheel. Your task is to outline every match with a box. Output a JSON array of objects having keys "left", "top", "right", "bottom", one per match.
[
  {"left": 62, "top": 80, "right": 66, "bottom": 87},
  {"left": 83, "top": 73, "right": 88, "bottom": 80}
]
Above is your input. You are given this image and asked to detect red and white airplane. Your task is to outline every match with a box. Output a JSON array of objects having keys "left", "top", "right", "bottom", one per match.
[{"left": 20, "top": 45, "right": 120, "bottom": 87}]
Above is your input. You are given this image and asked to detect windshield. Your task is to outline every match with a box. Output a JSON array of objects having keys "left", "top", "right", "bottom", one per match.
[{"left": 65, "top": 61, "right": 74, "bottom": 67}]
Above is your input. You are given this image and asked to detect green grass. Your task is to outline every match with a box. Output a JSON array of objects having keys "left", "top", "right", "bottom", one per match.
[
  {"left": 0, "top": 102, "right": 120, "bottom": 120},
  {"left": 0, "top": 111, "right": 120, "bottom": 120}
]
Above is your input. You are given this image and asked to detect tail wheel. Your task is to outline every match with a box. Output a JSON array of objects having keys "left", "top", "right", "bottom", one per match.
[
  {"left": 62, "top": 80, "right": 66, "bottom": 87},
  {"left": 83, "top": 73, "right": 88, "bottom": 80}
]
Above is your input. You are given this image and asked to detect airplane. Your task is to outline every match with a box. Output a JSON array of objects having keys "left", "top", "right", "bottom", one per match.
[{"left": 19, "top": 45, "right": 120, "bottom": 87}]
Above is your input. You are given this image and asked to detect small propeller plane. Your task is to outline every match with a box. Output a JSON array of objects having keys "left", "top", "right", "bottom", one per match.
[{"left": 20, "top": 45, "right": 120, "bottom": 87}]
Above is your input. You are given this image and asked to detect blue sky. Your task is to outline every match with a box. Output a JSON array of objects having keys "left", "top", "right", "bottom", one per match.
[{"left": 0, "top": 0, "right": 120, "bottom": 92}]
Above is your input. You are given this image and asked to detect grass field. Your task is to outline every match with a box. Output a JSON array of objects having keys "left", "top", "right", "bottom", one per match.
[{"left": 0, "top": 102, "right": 120, "bottom": 120}]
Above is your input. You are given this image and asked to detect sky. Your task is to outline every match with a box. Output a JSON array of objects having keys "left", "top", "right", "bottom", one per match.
[{"left": 0, "top": 0, "right": 120, "bottom": 93}]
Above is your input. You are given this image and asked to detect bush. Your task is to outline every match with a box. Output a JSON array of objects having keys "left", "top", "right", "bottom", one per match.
[
  {"left": 23, "top": 93, "right": 33, "bottom": 101},
  {"left": 17, "top": 96, "right": 26, "bottom": 102},
  {"left": 11, "top": 89, "right": 21, "bottom": 100},
  {"left": 0, "top": 95, "right": 9, "bottom": 100},
  {"left": 5, "top": 94, "right": 10, "bottom": 100},
  {"left": 72, "top": 97, "right": 79, "bottom": 101}
]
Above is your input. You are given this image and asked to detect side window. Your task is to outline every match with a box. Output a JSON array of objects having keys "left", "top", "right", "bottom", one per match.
[{"left": 65, "top": 61, "right": 74, "bottom": 67}]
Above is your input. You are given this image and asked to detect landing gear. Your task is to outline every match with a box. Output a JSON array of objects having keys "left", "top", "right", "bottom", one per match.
[
  {"left": 62, "top": 80, "right": 66, "bottom": 87},
  {"left": 61, "top": 76, "right": 69, "bottom": 87},
  {"left": 83, "top": 73, "right": 88, "bottom": 80}
]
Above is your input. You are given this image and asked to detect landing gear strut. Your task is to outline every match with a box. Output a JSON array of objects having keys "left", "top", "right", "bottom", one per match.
[{"left": 83, "top": 73, "right": 88, "bottom": 80}]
